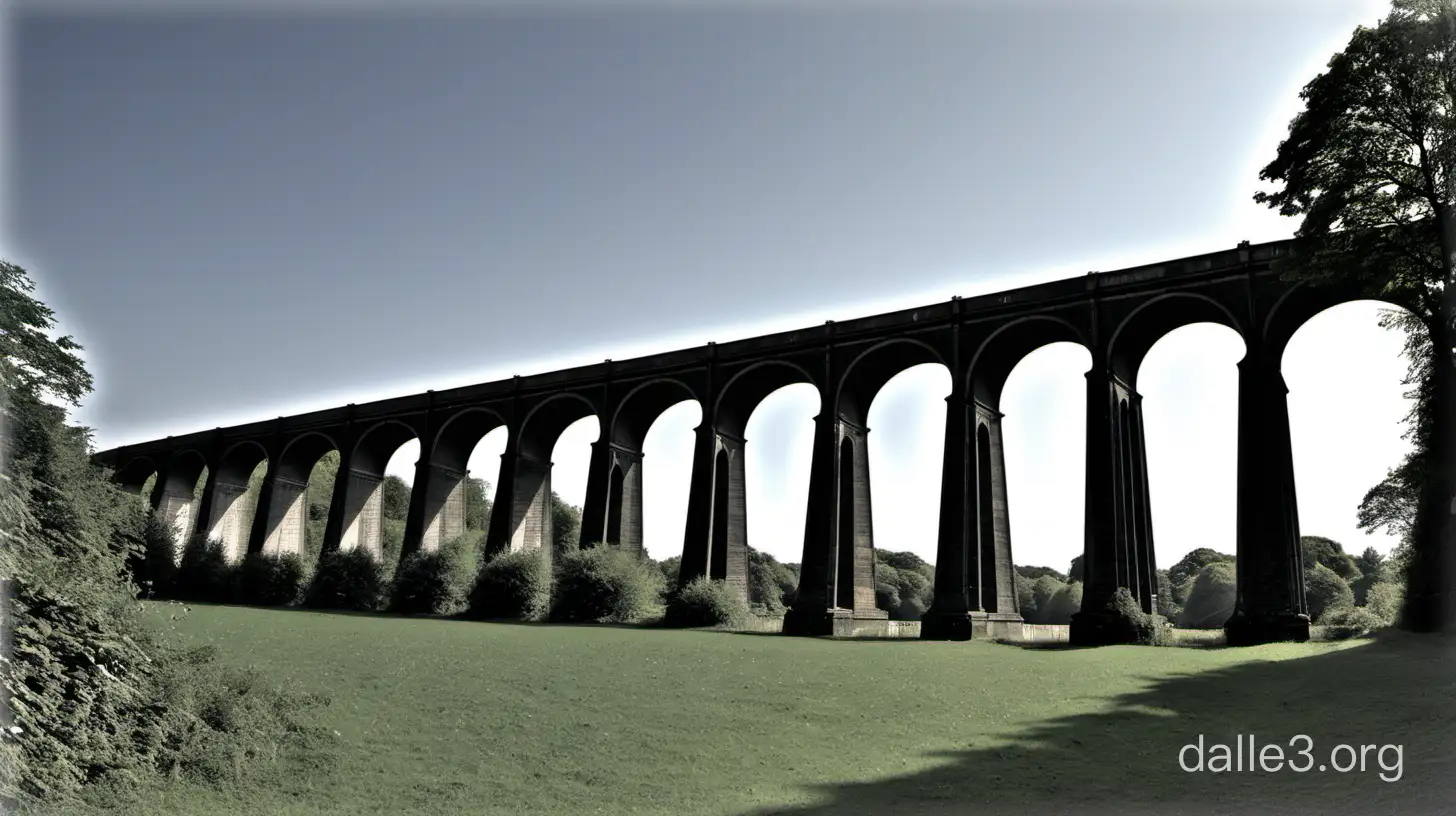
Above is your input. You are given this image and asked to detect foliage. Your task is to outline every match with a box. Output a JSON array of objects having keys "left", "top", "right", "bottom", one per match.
[
  {"left": 747, "top": 547, "right": 798, "bottom": 613},
  {"left": 388, "top": 540, "right": 475, "bottom": 616},
  {"left": 666, "top": 576, "right": 750, "bottom": 628},
  {"left": 120, "top": 509, "right": 179, "bottom": 600},
  {"left": 1014, "top": 573, "right": 1035, "bottom": 619},
  {"left": 1166, "top": 548, "right": 1235, "bottom": 604},
  {"left": 1350, "top": 546, "right": 1387, "bottom": 603},
  {"left": 656, "top": 555, "right": 682, "bottom": 595},
  {"left": 873, "top": 550, "right": 934, "bottom": 620},
  {"left": 0, "top": 259, "right": 329, "bottom": 809},
  {"left": 1366, "top": 579, "right": 1407, "bottom": 624},
  {"left": 379, "top": 517, "right": 406, "bottom": 580},
  {"left": 381, "top": 475, "right": 411, "bottom": 521},
  {"left": 169, "top": 537, "right": 238, "bottom": 603},
  {"left": 464, "top": 476, "right": 492, "bottom": 531},
  {"left": 1068, "top": 554, "right": 1083, "bottom": 583},
  {"left": 466, "top": 546, "right": 553, "bottom": 620},
  {"left": 1043, "top": 580, "right": 1082, "bottom": 625},
  {"left": 1177, "top": 562, "right": 1237, "bottom": 629},
  {"left": 1155, "top": 569, "right": 1182, "bottom": 621},
  {"left": 1300, "top": 536, "right": 1363, "bottom": 581},
  {"left": 300, "top": 548, "right": 384, "bottom": 611},
  {"left": 1303, "top": 563, "right": 1356, "bottom": 623},
  {"left": 1092, "top": 587, "right": 1164, "bottom": 645},
  {"left": 1318, "top": 606, "right": 1389, "bottom": 640},
  {"left": 1015, "top": 565, "right": 1067, "bottom": 582},
  {"left": 550, "top": 492, "right": 582, "bottom": 560},
  {"left": 550, "top": 545, "right": 664, "bottom": 624},
  {"left": 1028, "top": 575, "right": 1065, "bottom": 624},
  {"left": 1255, "top": 0, "right": 1455, "bottom": 631},
  {"left": 235, "top": 552, "right": 307, "bottom": 606}
]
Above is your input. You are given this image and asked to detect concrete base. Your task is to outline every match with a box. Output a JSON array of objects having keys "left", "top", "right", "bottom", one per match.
[
  {"left": 1224, "top": 611, "right": 1310, "bottom": 646},
  {"left": 920, "top": 610, "right": 1026, "bottom": 641},
  {"left": 782, "top": 607, "right": 889, "bottom": 637}
]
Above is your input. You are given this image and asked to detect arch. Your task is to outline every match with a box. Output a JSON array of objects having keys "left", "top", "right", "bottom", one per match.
[
  {"left": 215, "top": 440, "right": 268, "bottom": 486},
  {"left": 1107, "top": 293, "right": 1245, "bottom": 385},
  {"left": 715, "top": 360, "right": 820, "bottom": 439},
  {"left": 432, "top": 407, "right": 508, "bottom": 473},
  {"left": 351, "top": 419, "right": 419, "bottom": 476},
  {"left": 609, "top": 378, "right": 700, "bottom": 451},
  {"left": 968, "top": 316, "right": 1090, "bottom": 408},
  {"left": 159, "top": 448, "right": 208, "bottom": 497},
  {"left": 518, "top": 393, "right": 599, "bottom": 461},
  {"left": 1263, "top": 282, "right": 1419, "bottom": 364},
  {"left": 112, "top": 455, "right": 157, "bottom": 492},
  {"left": 155, "top": 448, "right": 208, "bottom": 544},
  {"left": 836, "top": 338, "right": 947, "bottom": 428},
  {"left": 275, "top": 431, "right": 339, "bottom": 483},
  {"left": 206, "top": 440, "right": 269, "bottom": 561}
]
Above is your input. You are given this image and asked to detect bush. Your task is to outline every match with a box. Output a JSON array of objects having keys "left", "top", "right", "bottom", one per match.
[
  {"left": 1090, "top": 587, "right": 1164, "bottom": 645},
  {"left": 388, "top": 545, "right": 474, "bottom": 615},
  {"left": 234, "top": 552, "right": 307, "bottom": 606},
  {"left": 1042, "top": 580, "right": 1082, "bottom": 624},
  {"left": 1365, "top": 580, "right": 1405, "bottom": 625},
  {"left": 122, "top": 511, "right": 178, "bottom": 599},
  {"left": 1303, "top": 562, "right": 1355, "bottom": 623},
  {"left": 1178, "top": 561, "right": 1237, "bottom": 629},
  {"left": 1029, "top": 575, "right": 1066, "bottom": 624},
  {"left": 665, "top": 576, "right": 751, "bottom": 628},
  {"left": 1318, "top": 606, "right": 1387, "bottom": 640},
  {"left": 551, "top": 544, "right": 665, "bottom": 624},
  {"left": 300, "top": 548, "right": 384, "bottom": 611},
  {"left": 169, "top": 537, "right": 237, "bottom": 603},
  {"left": 466, "top": 547, "right": 552, "bottom": 620}
]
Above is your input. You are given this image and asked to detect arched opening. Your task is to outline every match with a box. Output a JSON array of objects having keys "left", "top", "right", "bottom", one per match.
[
  {"left": 155, "top": 450, "right": 207, "bottom": 545},
  {"left": 864, "top": 362, "right": 949, "bottom": 621},
  {"left": 431, "top": 408, "right": 509, "bottom": 557},
  {"left": 741, "top": 383, "right": 818, "bottom": 565},
  {"left": 206, "top": 441, "right": 268, "bottom": 562},
  {"left": 549, "top": 414, "right": 599, "bottom": 554},
  {"left": 1282, "top": 300, "right": 1415, "bottom": 624},
  {"left": 1138, "top": 322, "right": 1246, "bottom": 628},
  {"left": 258, "top": 432, "right": 338, "bottom": 563},
  {"left": 640, "top": 399, "right": 700, "bottom": 583},
  {"left": 338, "top": 421, "right": 420, "bottom": 573}
]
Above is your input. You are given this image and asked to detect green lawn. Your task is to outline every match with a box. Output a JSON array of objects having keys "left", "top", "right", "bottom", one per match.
[{"left": 126, "top": 603, "right": 1453, "bottom": 815}]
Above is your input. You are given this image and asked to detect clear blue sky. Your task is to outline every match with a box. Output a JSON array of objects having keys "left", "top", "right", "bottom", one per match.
[{"left": 7, "top": 0, "right": 1411, "bottom": 572}]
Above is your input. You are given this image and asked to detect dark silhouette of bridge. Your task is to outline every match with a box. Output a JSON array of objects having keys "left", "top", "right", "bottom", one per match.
[{"left": 94, "top": 238, "right": 1394, "bottom": 645}]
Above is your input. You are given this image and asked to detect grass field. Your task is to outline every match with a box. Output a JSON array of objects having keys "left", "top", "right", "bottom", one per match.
[{"left": 123, "top": 603, "right": 1454, "bottom": 815}]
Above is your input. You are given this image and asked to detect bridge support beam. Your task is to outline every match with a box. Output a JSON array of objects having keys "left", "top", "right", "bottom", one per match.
[
  {"left": 414, "top": 462, "right": 468, "bottom": 553},
  {"left": 678, "top": 427, "right": 748, "bottom": 603},
  {"left": 203, "top": 478, "right": 252, "bottom": 561},
  {"left": 150, "top": 480, "right": 198, "bottom": 550},
  {"left": 783, "top": 415, "right": 886, "bottom": 636},
  {"left": 580, "top": 441, "right": 647, "bottom": 559},
  {"left": 338, "top": 470, "right": 385, "bottom": 559},
  {"left": 922, "top": 397, "right": 1023, "bottom": 640},
  {"left": 1225, "top": 348, "right": 1310, "bottom": 645},
  {"left": 1071, "top": 366, "right": 1159, "bottom": 645},
  {"left": 250, "top": 474, "right": 308, "bottom": 558},
  {"left": 484, "top": 444, "right": 554, "bottom": 570}
]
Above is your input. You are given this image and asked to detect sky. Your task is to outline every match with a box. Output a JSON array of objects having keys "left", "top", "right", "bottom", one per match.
[{"left": 6, "top": 0, "right": 1412, "bottom": 574}]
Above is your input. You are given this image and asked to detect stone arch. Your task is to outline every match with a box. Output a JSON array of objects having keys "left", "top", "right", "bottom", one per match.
[
  {"left": 517, "top": 392, "right": 599, "bottom": 462},
  {"left": 254, "top": 431, "right": 338, "bottom": 558},
  {"left": 715, "top": 360, "right": 821, "bottom": 439},
  {"left": 274, "top": 431, "right": 339, "bottom": 483},
  {"left": 206, "top": 440, "right": 268, "bottom": 561},
  {"left": 112, "top": 455, "right": 158, "bottom": 493},
  {"left": 836, "top": 338, "right": 948, "bottom": 428},
  {"left": 968, "top": 316, "right": 1090, "bottom": 409},
  {"left": 155, "top": 448, "right": 208, "bottom": 544},
  {"left": 1107, "top": 293, "right": 1245, "bottom": 385},
  {"left": 337, "top": 420, "right": 419, "bottom": 559},
  {"left": 416, "top": 407, "right": 508, "bottom": 552},
  {"left": 431, "top": 407, "right": 508, "bottom": 473},
  {"left": 609, "top": 378, "right": 700, "bottom": 451},
  {"left": 1262, "top": 283, "right": 1420, "bottom": 365}
]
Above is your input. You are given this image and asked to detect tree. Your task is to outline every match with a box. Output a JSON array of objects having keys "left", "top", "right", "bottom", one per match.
[
  {"left": 1255, "top": 0, "right": 1455, "bottom": 631},
  {"left": 1015, "top": 565, "right": 1068, "bottom": 583},
  {"left": 551, "top": 491, "right": 582, "bottom": 558},
  {"left": 1305, "top": 563, "right": 1357, "bottom": 623},
  {"left": 1300, "top": 536, "right": 1364, "bottom": 581},
  {"left": 1166, "top": 548, "right": 1236, "bottom": 603},
  {"left": 464, "top": 476, "right": 492, "bottom": 531},
  {"left": 381, "top": 475, "right": 411, "bottom": 521},
  {"left": 1178, "top": 562, "right": 1238, "bottom": 629},
  {"left": 1353, "top": 546, "right": 1388, "bottom": 603},
  {"left": 1029, "top": 575, "right": 1066, "bottom": 624},
  {"left": 1043, "top": 581, "right": 1083, "bottom": 625},
  {"left": 1068, "top": 554, "right": 1084, "bottom": 583}
]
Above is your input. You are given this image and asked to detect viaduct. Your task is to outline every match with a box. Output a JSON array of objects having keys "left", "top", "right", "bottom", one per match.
[{"left": 93, "top": 238, "right": 1398, "bottom": 645}]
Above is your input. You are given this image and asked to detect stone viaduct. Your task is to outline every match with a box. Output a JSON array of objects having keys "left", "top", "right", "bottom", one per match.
[{"left": 93, "top": 238, "right": 1399, "bottom": 645}]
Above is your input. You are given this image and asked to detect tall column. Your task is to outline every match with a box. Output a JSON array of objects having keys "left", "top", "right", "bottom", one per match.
[
  {"left": 923, "top": 395, "right": 973, "bottom": 639},
  {"left": 975, "top": 404, "right": 1021, "bottom": 619},
  {"left": 483, "top": 444, "right": 554, "bottom": 571},
  {"left": 250, "top": 474, "right": 308, "bottom": 558},
  {"left": 1225, "top": 347, "right": 1310, "bottom": 645},
  {"left": 204, "top": 477, "right": 253, "bottom": 562},
  {"left": 338, "top": 470, "right": 385, "bottom": 559},
  {"left": 836, "top": 420, "right": 881, "bottom": 616},
  {"left": 678, "top": 424, "right": 719, "bottom": 587},
  {"left": 415, "top": 462, "right": 468, "bottom": 553},
  {"left": 783, "top": 414, "right": 842, "bottom": 635},
  {"left": 151, "top": 480, "right": 198, "bottom": 548},
  {"left": 1128, "top": 395, "right": 1158, "bottom": 614},
  {"left": 580, "top": 441, "right": 647, "bottom": 558},
  {"left": 1071, "top": 364, "right": 1148, "bottom": 644},
  {"left": 707, "top": 434, "right": 749, "bottom": 604}
]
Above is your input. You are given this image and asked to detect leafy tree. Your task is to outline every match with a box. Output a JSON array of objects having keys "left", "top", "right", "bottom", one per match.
[
  {"left": 1166, "top": 548, "right": 1236, "bottom": 603},
  {"left": 1352, "top": 546, "right": 1388, "bottom": 603},
  {"left": 464, "top": 476, "right": 492, "bottom": 531},
  {"left": 1300, "top": 536, "right": 1363, "bottom": 581},
  {"left": 656, "top": 554, "right": 682, "bottom": 592},
  {"left": 381, "top": 475, "right": 411, "bottom": 521},
  {"left": 1015, "top": 565, "right": 1068, "bottom": 582},
  {"left": 1030, "top": 575, "right": 1066, "bottom": 624},
  {"left": 1178, "top": 562, "right": 1238, "bottom": 629},
  {"left": 1366, "top": 580, "right": 1407, "bottom": 624},
  {"left": 1014, "top": 573, "right": 1036, "bottom": 619},
  {"left": 551, "top": 491, "right": 582, "bottom": 559},
  {"left": 1304, "top": 563, "right": 1357, "bottom": 623},
  {"left": 1069, "top": 554, "right": 1084, "bottom": 583},
  {"left": 1156, "top": 569, "right": 1182, "bottom": 621},
  {"left": 1254, "top": 0, "right": 1455, "bottom": 631},
  {"left": 1043, "top": 581, "right": 1083, "bottom": 626}
]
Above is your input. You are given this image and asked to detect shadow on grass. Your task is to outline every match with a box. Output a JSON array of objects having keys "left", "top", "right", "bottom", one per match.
[{"left": 741, "top": 631, "right": 1456, "bottom": 816}]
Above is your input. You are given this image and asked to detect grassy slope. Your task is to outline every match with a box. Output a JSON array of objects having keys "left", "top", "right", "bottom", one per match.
[{"left": 131, "top": 603, "right": 1453, "bottom": 816}]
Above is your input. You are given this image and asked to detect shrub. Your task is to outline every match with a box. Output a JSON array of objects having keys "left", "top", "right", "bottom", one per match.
[
  {"left": 1042, "top": 580, "right": 1082, "bottom": 625},
  {"left": 1090, "top": 587, "right": 1164, "bottom": 645},
  {"left": 234, "top": 552, "right": 307, "bottom": 606},
  {"left": 466, "top": 547, "right": 552, "bottom": 620},
  {"left": 388, "top": 545, "right": 474, "bottom": 615},
  {"left": 1178, "top": 561, "right": 1237, "bottom": 629},
  {"left": 1014, "top": 573, "right": 1035, "bottom": 619},
  {"left": 1318, "top": 606, "right": 1387, "bottom": 640},
  {"left": 1365, "top": 580, "right": 1405, "bottom": 625},
  {"left": 121, "top": 511, "right": 178, "bottom": 599},
  {"left": 169, "top": 537, "right": 237, "bottom": 603},
  {"left": 665, "top": 575, "right": 750, "bottom": 628},
  {"left": 551, "top": 544, "right": 665, "bottom": 624},
  {"left": 747, "top": 556, "right": 786, "bottom": 614},
  {"left": 1029, "top": 575, "right": 1066, "bottom": 624},
  {"left": 300, "top": 548, "right": 384, "bottom": 611},
  {"left": 1303, "top": 562, "right": 1355, "bottom": 623}
]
